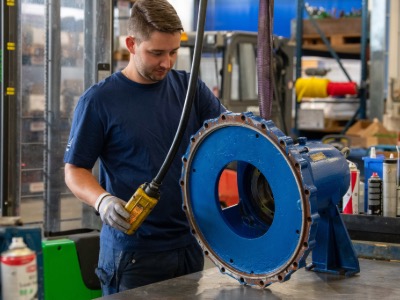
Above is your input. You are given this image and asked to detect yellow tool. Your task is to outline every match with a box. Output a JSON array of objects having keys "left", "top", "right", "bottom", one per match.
[{"left": 124, "top": 184, "right": 159, "bottom": 235}]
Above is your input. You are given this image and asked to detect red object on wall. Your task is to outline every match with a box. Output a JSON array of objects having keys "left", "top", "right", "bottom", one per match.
[{"left": 218, "top": 169, "right": 239, "bottom": 207}]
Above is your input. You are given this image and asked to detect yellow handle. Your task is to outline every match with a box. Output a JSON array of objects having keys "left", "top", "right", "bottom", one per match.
[{"left": 124, "top": 184, "right": 158, "bottom": 235}]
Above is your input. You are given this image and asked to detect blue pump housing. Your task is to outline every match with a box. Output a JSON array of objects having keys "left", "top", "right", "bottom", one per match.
[{"left": 181, "top": 112, "right": 359, "bottom": 287}]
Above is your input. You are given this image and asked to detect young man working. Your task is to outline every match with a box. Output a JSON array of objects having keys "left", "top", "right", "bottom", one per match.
[{"left": 64, "top": 0, "right": 225, "bottom": 295}]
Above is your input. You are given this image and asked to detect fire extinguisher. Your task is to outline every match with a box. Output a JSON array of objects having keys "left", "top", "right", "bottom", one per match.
[{"left": 1, "top": 237, "right": 38, "bottom": 300}]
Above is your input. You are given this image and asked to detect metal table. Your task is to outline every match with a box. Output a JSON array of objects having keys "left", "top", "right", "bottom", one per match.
[{"left": 95, "top": 258, "right": 400, "bottom": 299}]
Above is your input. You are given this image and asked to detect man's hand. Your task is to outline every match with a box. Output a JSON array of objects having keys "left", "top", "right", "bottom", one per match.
[{"left": 97, "top": 195, "right": 131, "bottom": 232}]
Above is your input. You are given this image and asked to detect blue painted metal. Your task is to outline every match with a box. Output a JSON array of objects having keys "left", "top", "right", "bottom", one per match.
[{"left": 181, "top": 112, "right": 360, "bottom": 287}]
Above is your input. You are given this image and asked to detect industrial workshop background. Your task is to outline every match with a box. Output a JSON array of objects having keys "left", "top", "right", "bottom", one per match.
[
  {"left": 0, "top": 0, "right": 399, "bottom": 299},
  {"left": 2, "top": 0, "right": 399, "bottom": 232}
]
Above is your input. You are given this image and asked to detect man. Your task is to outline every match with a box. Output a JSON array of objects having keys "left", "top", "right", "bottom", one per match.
[{"left": 64, "top": 0, "right": 224, "bottom": 295}]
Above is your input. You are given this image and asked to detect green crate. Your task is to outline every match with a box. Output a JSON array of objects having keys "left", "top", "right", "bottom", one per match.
[{"left": 42, "top": 238, "right": 101, "bottom": 300}]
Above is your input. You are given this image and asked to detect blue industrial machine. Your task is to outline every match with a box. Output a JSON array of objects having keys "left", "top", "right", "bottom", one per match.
[{"left": 181, "top": 112, "right": 360, "bottom": 287}]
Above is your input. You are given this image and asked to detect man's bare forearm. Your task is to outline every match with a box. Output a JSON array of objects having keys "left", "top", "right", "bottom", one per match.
[{"left": 64, "top": 163, "right": 106, "bottom": 208}]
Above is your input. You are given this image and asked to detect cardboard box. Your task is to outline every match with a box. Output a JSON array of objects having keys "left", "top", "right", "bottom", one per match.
[{"left": 346, "top": 119, "right": 398, "bottom": 148}]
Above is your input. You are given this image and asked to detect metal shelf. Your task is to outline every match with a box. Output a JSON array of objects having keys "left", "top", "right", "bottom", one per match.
[{"left": 294, "top": 0, "right": 369, "bottom": 136}]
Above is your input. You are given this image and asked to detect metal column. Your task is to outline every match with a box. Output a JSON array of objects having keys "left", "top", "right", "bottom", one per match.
[
  {"left": 359, "top": 0, "right": 369, "bottom": 119},
  {"left": 81, "top": 0, "right": 113, "bottom": 229},
  {"left": 43, "top": 0, "right": 63, "bottom": 233},
  {"left": 1, "top": 0, "right": 20, "bottom": 216},
  {"left": 369, "top": 0, "right": 389, "bottom": 121},
  {"left": 293, "top": 0, "right": 304, "bottom": 136}
]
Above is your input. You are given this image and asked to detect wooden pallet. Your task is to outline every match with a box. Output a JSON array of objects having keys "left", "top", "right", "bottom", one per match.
[
  {"left": 302, "top": 33, "right": 361, "bottom": 54},
  {"left": 301, "top": 18, "right": 362, "bottom": 54},
  {"left": 303, "top": 33, "right": 360, "bottom": 46},
  {"left": 303, "top": 18, "right": 362, "bottom": 36}
]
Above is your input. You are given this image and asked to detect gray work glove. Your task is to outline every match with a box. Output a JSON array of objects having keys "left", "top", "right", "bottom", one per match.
[{"left": 98, "top": 195, "right": 131, "bottom": 232}]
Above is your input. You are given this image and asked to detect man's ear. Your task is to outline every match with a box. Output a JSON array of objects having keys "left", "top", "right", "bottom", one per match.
[{"left": 125, "top": 36, "right": 136, "bottom": 54}]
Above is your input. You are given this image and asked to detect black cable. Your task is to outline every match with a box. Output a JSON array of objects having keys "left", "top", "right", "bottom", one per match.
[{"left": 145, "top": 0, "right": 208, "bottom": 197}]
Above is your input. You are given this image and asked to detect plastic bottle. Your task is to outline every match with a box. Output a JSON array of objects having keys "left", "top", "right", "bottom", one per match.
[{"left": 0, "top": 237, "right": 38, "bottom": 300}]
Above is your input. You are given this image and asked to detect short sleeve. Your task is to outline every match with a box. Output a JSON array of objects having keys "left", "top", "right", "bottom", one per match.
[{"left": 64, "top": 95, "right": 105, "bottom": 169}]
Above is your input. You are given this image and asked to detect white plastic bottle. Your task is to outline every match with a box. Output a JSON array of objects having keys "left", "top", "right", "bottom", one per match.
[{"left": 1, "top": 237, "right": 38, "bottom": 300}]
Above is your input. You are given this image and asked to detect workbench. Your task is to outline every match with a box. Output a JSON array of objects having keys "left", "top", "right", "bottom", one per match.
[{"left": 95, "top": 258, "right": 400, "bottom": 299}]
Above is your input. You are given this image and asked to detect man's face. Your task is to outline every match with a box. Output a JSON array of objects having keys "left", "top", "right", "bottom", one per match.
[{"left": 132, "top": 31, "right": 181, "bottom": 84}]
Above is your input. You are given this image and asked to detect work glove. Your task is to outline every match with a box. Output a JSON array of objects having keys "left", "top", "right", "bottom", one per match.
[{"left": 97, "top": 194, "right": 131, "bottom": 232}]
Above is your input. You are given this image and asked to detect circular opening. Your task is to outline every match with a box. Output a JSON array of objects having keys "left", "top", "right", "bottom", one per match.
[
  {"left": 218, "top": 162, "right": 239, "bottom": 209},
  {"left": 250, "top": 168, "right": 275, "bottom": 226},
  {"left": 217, "top": 161, "right": 275, "bottom": 238}
]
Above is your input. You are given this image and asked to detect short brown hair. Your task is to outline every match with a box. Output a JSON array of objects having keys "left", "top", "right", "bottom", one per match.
[{"left": 128, "top": 0, "right": 184, "bottom": 42}]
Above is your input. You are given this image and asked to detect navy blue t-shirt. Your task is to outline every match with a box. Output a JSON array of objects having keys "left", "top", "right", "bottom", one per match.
[{"left": 64, "top": 70, "right": 224, "bottom": 251}]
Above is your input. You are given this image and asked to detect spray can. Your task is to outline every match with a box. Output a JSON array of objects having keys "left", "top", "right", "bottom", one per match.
[
  {"left": 362, "top": 147, "right": 384, "bottom": 213},
  {"left": 368, "top": 172, "right": 383, "bottom": 216},
  {"left": 382, "top": 156, "right": 397, "bottom": 217},
  {"left": 0, "top": 237, "right": 38, "bottom": 300}
]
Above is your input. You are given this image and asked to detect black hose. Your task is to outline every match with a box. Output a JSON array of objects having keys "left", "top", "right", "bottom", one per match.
[{"left": 145, "top": 0, "right": 208, "bottom": 196}]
